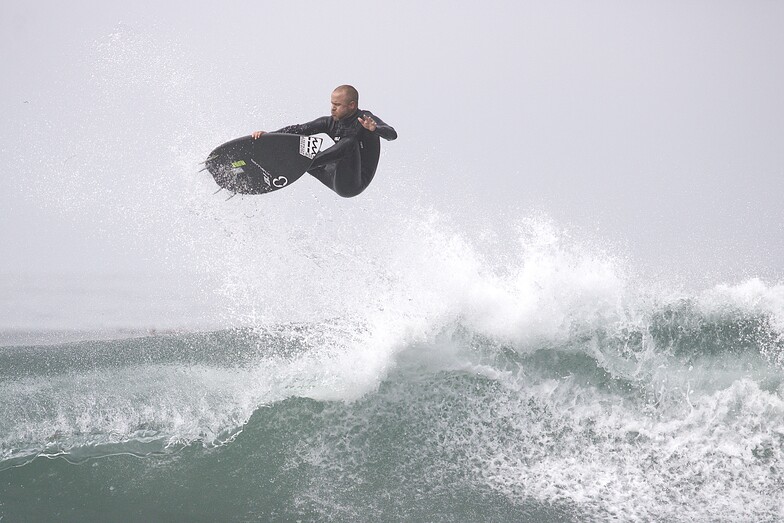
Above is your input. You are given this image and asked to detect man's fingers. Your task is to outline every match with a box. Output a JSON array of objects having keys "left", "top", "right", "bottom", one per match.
[{"left": 358, "top": 116, "right": 376, "bottom": 129}]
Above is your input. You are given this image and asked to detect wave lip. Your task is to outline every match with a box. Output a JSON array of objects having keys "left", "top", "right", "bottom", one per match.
[{"left": 0, "top": 320, "right": 401, "bottom": 471}]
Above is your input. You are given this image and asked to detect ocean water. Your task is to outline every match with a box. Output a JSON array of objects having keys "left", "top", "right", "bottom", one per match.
[
  {"left": 3, "top": 27, "right": 783, "bottom": 522},
  {"left": 2, "top": 220, "right": 783, "bottom": 521}
]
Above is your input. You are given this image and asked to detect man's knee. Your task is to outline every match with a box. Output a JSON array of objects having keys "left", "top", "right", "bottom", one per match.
[{"left": 311, "top": 138, "right": 357, "bottom": 168}]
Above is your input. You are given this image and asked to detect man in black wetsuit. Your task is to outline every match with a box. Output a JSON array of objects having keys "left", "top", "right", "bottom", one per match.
[{"left": 252, "top": 85, "right": 397, "bottom": 197}]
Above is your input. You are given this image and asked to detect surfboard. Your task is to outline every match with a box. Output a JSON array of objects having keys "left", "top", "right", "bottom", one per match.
[{"left": 205, "top": 133, "right": 323, "bottom": 194}]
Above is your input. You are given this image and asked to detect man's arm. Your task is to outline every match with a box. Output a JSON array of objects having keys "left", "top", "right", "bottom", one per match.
[
  {"left": 359, "top": 111, "right": 398, "bottom": 141},
  {"left": 276, "top": 117, "right": 331, "bottom": 135},
  {"left": 252, "top": 116, "right": 331, "bottom": 140}
]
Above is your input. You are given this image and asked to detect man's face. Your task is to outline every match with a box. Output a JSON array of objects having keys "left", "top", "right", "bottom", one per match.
[{"left": 330, "top": 90, "right": 356, "bottom": 121}]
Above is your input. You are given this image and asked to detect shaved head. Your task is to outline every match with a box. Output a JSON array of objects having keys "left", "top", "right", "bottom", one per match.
[
  {"left": 334, "top": 85, "right": 359, "bottom": 105},
  {"left": 330, "top": 86, "right": 359, "bottom": 121}
]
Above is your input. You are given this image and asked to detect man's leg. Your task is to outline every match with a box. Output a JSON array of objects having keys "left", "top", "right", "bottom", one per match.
[
  {"left": 309, "top": 137, "right": 358, "bottom": 169},
  {"left": 306, "top": 164, "right": 337, "bottom": 191},
  {"left": 307, "top": 137, "right": 364, "bottom": 197}
]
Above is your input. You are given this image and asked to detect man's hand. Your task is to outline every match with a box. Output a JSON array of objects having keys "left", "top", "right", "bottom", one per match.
[
  {"left": 358, "top": 115, "right": 377, "bottom": 132},
  {"left": 251, "top": 131, "right": 266, "bottom": 139}
]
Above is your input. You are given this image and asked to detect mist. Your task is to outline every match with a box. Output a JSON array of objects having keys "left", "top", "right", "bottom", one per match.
[{"left": 2, "top": 1, "right": 782, "bottom": 331}]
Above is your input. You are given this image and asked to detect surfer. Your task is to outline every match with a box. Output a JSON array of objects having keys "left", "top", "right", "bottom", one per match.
[{"left": 252, "top": 85, "right": 397, "bottom": 198}]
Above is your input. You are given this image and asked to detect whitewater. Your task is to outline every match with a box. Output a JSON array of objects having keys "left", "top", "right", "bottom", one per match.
[
  {"left": 3, "top": 207, "right": 783, "bottom": 520},
  {"left": 2, "top": 29, "right": 784, "bottom": 522}
]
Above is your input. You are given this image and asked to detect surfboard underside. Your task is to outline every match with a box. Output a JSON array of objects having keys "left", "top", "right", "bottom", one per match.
[{"left": 205, "top": 133, "right": 323, "bottom": 195}]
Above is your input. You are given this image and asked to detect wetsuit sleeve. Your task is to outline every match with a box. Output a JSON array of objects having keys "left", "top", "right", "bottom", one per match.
[
  {"left": 366, "top": 112, "right": 398, "bottom": 141},
  {"left": 276, "top": 116, "right": 331, "bottom": 135}
]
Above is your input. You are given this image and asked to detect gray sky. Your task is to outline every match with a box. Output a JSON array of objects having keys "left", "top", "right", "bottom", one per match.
[{"left": 2, "top": 0, "right": 783, "bottom": 287}]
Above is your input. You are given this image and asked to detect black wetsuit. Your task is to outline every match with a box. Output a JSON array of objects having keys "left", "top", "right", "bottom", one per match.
[{"left": 277, "top": 110, "right": 397, "bottom": 197}]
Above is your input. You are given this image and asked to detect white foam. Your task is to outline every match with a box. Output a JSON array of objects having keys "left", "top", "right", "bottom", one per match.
[{"left": 444, "top": 371, "right": 784, "bottom": 520}]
